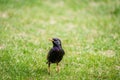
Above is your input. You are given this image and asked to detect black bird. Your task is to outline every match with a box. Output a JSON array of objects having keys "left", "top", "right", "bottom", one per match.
[{"left": 47, "top": 38, "right": 65, "bottom": 74}]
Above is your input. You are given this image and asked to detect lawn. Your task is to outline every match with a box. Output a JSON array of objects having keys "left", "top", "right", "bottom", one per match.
[{"left": 0, "top": 0, "right": 120, "bottom": 80}]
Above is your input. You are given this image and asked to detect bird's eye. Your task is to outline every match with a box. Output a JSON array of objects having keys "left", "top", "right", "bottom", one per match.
[{"left": 56, "top": 41, "right": 60, "bottom": 44}]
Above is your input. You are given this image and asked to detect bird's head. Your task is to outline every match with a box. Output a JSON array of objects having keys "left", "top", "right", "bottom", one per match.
[{"left": 49, "top": 38, "right": 62, "bottom": 47}]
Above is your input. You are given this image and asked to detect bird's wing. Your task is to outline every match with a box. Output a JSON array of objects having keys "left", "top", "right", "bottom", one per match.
[
  {"left": 61, "top": 49, "right": 65, "bottom": 55},
  {"left": 47, "top": 48, "right": 54, "bottom": 60}
]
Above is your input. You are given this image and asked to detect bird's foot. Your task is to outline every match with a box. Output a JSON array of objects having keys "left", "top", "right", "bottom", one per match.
[{"left": 48, "top": 72, "right": 50, "bottom": 75}]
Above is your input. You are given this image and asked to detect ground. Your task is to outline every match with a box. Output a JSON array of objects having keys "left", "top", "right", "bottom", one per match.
[{"left": 0, "top": 0, "right": 120, "bottom": 80}]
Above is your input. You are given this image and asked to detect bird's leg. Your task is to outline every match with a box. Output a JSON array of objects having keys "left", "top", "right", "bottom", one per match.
[
  {"left": 56, "top": 63, "right": 59, "bottom": 73},
  {"left": 48, "top": 62, "right": 50, "bottom": 74}
]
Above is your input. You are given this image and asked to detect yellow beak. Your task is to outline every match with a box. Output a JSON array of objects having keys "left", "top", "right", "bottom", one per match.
[{"left": 49, "top": 38, "right": 54, "bottom": 41}]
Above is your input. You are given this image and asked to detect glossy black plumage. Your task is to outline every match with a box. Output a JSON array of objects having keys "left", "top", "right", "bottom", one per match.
[
  {"left": 47, "top": 47, "right": 65, "bottom": 63},
  {"left": 47, "top": 38, "right": 65, "bottom": 74}
]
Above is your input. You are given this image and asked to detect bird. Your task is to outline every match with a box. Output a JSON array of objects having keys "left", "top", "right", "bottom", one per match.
[{"left": 46, "top": 38, "right": 65, "bottom": 74}]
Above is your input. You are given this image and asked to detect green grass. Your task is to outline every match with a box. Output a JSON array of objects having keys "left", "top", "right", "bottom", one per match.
[{"left": 0, "top": 0, "right": 120, "bottom": 80}]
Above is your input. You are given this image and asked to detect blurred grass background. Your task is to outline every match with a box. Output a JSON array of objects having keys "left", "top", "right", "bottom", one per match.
[{"left": 0, "top": 0, "right": 120, "bottom": 80}]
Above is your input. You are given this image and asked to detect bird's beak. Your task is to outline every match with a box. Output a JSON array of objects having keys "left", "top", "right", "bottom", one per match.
[{"left": 49, "top": 38, "right": 54, "bottom": 41}]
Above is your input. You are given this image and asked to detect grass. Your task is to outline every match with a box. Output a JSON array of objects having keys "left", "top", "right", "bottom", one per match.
[{"left": 0, "top": 0, "right": 120, "bottom": 80}]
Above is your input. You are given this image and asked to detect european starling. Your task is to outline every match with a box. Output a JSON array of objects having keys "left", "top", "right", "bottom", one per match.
[{"left": 47, "top": 38, "right": 65, "bottom": 74}]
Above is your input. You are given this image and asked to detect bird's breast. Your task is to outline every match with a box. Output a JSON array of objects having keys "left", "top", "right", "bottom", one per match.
[{"left": 53, "top": 47, "right": 61, "bottom": 51}]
